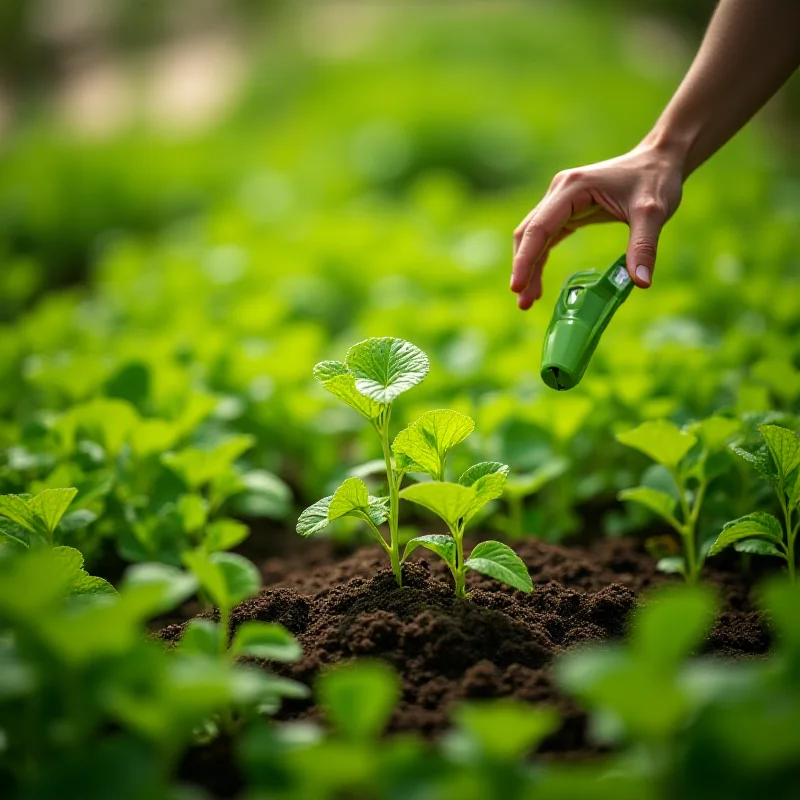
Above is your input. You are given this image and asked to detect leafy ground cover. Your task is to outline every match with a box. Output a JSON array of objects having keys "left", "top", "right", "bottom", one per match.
[{"left": 0, "top": 0, "right": 798, "bottom": 797}]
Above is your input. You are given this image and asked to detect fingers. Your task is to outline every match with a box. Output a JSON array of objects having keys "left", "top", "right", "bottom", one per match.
[
  {"left": 626, "top": 199, "right": 666, "bottom": 288},
  {"left": 510, "top": 196, "right": 573, "bottom": 293},
  {"left": 516, "top": 228, "right": 575, "bottom": 310}
]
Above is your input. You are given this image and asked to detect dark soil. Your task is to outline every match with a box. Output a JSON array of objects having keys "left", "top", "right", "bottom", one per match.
[{"left": 161, "top": 535, "right": 770, "bottom": 780}]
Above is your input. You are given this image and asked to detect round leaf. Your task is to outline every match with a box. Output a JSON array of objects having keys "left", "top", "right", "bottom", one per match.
[{"left": 345, "top": 338, "right": 429, "bottom": 403}]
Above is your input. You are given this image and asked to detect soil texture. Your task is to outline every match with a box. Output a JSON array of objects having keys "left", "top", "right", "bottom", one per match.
[{"left": 161, "top": 536, "right": 770, "bottom": 762}]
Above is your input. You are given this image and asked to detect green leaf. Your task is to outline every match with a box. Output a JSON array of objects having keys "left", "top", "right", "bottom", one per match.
[
  {"left": 71, "top": 573, "right": 117, "bottom": 597},
  {"left": 29, "top": 488, "right": 78, "bottom": 536},
  {"left": 692, "top": 416, "right": 740, "bottom": 452},
  {"left": 51, "top": 545, "right": 85, "bottom": 581},
  {"left": 180, "top": 619, "right": 223, "bottom": 656},
  {"left": 328, "top": 477, "right": 370, "bottom": 521},
  {"left": 734, "top": 539, "right": 784, "bottom": 557},
  {"left": 505, "top": 458, "right": 568, "bottom": 499},
  {"left": 231, "top": 621, "right": 302, "bottom": 662},
  {"left": 731, "top": 444, "right": 778, "bottom": 484},
  {"left": 231, "top": 470, "right": 292, "bottom": 519},
  {"left": 633, "top": 585, "right": 717, "bottom": 668},
  {"left": 296, "top": 491, "right": 388, "bottom": 537},
  {"left": 400, "top": 481, "right": 476, "bottom": 528},
  {"left": 709, "top": 513, "right": 784, "bottom": 556},
  {"left": 120, "top": 562, "right": 198, "bottom": 616},
  {"left": 402, "top": 534, "right": 456, "bottom": 567},
  {"left": 465, "top": 540, "right": 532, "bottom": 593},
  {"left": 318, "top": 372, "right": 384, "bottom": 421},
  {"left": 618, "top": 486, "right": 677, "bottom": 521},
  {"left": 176, "top": 494, "right": 208, "bottom": 534},
  {"left": 296, "top": 497, "right": 332, "bottom": 536},
  {"left": 318, "top": 660, "right": 400, "bottom": 740},
  {"left": 394, "top": 451, "right": 426, "bottom": 475},
  {"left": 459, "top": 462, "right": 510, "bottom": 523},
  {"left": 183, "top": 550, "right": 260, "bottom": 613},
  {"left": 345, "top": 337, "right": 429, "bottom": 403},
  {"left": 0, "top": 494, "right": 37, "bottom": 532},
  {"left": 656, "top": 556, "right": 686, "bottom": 576},
  {"left": 162, "top": 435, "right": 255, "bottom": 490},
  {"left": 313, "top": 360, "right": 348, "bottom": 382},
  {"left": 616, "top": 420, "right": 697, "bottom": 469},
  {"left": 0, "top": 518, "right": 30, "bottom": 548},
  {"left": 453, "top": 700, "right": 559, "bottom": 760},
  {"left": 129, "top": 419, "right": 180, "bottom": 459},
  {"left": 760, "top": 424, "right": 800, "bottom": 484},
  {"left": 392, "top": 409, "right": 474, "bottom": 479},
  {"left": 205, "top": 519, "right": 250, "bottom": 552},
  {"left": 212, "top": 552, "right": 261, "bottom": 609}
]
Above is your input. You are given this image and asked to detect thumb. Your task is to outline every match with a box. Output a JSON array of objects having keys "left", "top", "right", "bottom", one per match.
[{"left": 626, "top": 202, "right": 665, "bottom": 288}]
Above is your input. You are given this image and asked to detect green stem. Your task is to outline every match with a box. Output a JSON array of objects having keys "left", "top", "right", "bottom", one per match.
[
  {"left": 673, "top": 469, "right": 698, "bottom": 583},
  {"left": 451, "top": 522, "right": 467, "bottom": 598},
  {"left": 362, "top": 515, "right": 391, "bottom": 555},
  {"left": 780, "top": 492, "right": 795, "bottom": 583},
  {"left": 377, "top": 411, "right": 402, "bottom": 586}
]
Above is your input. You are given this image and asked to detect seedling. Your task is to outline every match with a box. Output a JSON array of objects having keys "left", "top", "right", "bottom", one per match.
[
  {"left": 0, "top": 487, "right": 116, "bottom": 596},
  {"left": 616, "top": 416, "right": 739, "bottom": 583},
  {"left": 297, "top": 337, "right": 532, "bottom": 597},
  {"left": 708, "top": 424, "right": 800, "bottom": 582}
]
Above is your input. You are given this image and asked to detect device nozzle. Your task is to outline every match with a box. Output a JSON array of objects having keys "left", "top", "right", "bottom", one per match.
[{"left": 549, "top": 367, "right": 566, "bottom": 391}]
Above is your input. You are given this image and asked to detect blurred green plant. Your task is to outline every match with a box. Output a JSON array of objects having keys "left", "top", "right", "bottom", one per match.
[
  {"left": 709, "top": 423, "right": 800, "bottom": 582},
  {"left": 616, "top": 416, "right": 739, "bottom": 582}
]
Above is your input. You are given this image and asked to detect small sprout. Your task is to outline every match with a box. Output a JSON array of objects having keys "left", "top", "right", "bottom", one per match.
[
  {"left": 298, "top": 337, "right": 531, "bottom": 597},
  {"left": 709, "top": 424, "right": 800, "bottom": 582},
  {"left": 616, "top": 416, "right": 740, "bottom": 583}
]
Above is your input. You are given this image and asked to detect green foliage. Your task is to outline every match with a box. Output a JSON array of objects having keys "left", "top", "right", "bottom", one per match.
[
  {"left": 709, "top": 424, "right": 800, "bottom": 581},
  {"left": 318, "top": 660, "right": 400, "bottom": 741},
  {"left": 299, "top": 338, "right": 529, "bottom": 597},
  {"left": 617, "top": 415, "right": 738, "bottom": 582}
]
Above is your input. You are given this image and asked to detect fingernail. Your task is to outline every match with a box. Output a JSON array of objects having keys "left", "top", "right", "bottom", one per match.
[{"left": 635, "top": 265, "right": 651, "bottom": 285}]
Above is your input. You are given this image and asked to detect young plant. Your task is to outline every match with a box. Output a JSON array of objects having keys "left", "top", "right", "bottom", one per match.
[
  {"left": 708, "top": 424, "right": 800, "bottom": 582},
  {"left": 616, "top": 417, "right": 739, "bottom": 583},
  {"left": 400, "top": 460, "right": 532, "bottom": 598},
  {"left": 0, "top": 487, "right": 115, "bottom": 596},
  {"left": 297, "top": 337, "right": 532, "bottom": 597}
]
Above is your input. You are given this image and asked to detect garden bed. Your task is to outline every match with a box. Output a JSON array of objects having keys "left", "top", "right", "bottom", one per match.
[{"left": 161, "top": 534, "right": 769, "bottom": 795}]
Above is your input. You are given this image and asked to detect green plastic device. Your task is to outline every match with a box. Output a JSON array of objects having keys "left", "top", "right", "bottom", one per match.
[{"left": 541, "top": 254, "right": 633, "bottom": 391}]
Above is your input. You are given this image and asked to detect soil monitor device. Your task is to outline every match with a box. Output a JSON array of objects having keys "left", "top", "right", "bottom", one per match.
[{"left": 541, "top": 254, "right": 633, "bottom": 391}]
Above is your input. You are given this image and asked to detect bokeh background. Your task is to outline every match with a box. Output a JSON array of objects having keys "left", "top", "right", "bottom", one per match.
[{"left": 1, "top": 0, "right": 798, "bottom": 553}]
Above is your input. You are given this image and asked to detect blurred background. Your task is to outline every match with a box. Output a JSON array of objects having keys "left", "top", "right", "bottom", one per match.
[{"left": 1, "top": 0, "right": 798, "bottom": 555}]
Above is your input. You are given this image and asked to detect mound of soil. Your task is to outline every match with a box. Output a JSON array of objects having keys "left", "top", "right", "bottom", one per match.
[{"left": 161, "top": 536, "right": 770, "bottom": 758}]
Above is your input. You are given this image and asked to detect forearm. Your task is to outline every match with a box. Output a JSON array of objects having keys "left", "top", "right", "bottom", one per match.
[{"left": 643, "top": 0, "right": 800, "bottom": 178}]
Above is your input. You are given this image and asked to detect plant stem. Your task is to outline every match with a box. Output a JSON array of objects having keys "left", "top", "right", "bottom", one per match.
[
  {"left": 377, "top": 412, "right": 402, "bottom": 586},
  {"left": 673, "top": 470, "right": 697, "bottom": 583},
  {"left": 779, "top": 492, "right": 795, "bottom": 584},
  {"left": 451, "top": 522, "right": 467, "bottom": 598}
]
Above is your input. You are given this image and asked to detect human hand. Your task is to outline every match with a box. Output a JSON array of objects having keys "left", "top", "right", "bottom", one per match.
[{"left": 510, "top": 143, "right": 684, "bottom": 309}]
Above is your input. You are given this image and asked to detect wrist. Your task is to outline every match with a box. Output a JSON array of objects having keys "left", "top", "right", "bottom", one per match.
[{"left": 638, "top": 121, "right": 697, "bottom": 180}]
